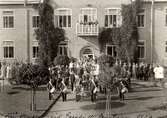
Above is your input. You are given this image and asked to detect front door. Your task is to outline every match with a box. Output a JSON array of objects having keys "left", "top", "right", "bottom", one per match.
[{"left": 80, "top": 47, "right": 94, "bottom": 59}]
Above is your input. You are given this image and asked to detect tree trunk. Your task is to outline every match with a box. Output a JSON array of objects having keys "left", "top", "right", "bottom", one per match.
[
  {"left": 31, "top": 88, "right": 36, "bottom": 111},
  {"left": 105, "top": 89, "right": 112, "bottom": 118}
]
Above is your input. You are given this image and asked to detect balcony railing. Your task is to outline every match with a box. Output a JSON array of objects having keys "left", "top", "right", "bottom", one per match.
[{"left": 76, "top": 23, "right": 99, "bottom": 36}]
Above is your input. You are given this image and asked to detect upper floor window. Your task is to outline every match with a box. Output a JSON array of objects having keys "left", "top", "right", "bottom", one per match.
[
  {"left": 79, "top": 8, "right": 97, "bottom": 24},
  {"left": 32, "top": 16, "right": 39, "bottom": 28},
  {"left": 104, "top": 8, "right": 121, "bottom": 28},
  {"left": 32, "top": 41, "right": 39, "bottom": 58},
  {"left": 3, "top": 11, "right": 14, "bottom": 28},
  {"left": 137, "top": 9, "right": 145, "bottom": 27},
  {"left": 106, "top": 45, "right": 117, "bottom": 57},
  {"left": 3, "top": 41, "right": 14, "bottom": 58},
  {"left": 137, "top": 41, "right": 145, "bottom": 59},
  {"left": 54, "top": 8, "right": 72, "bottom": 28}
]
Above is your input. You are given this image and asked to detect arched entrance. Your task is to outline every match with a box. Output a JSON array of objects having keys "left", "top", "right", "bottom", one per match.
[{"left": 80, "top": 46, "right": 94, "bottom": 59}]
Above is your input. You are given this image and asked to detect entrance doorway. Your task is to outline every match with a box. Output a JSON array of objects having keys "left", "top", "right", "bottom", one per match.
[{"left": 80, "top": 47, "right": 94, "bottom": 59}]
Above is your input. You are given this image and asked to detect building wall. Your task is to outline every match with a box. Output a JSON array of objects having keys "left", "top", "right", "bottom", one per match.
[
  {"left": 138, "top": 3, "right": 152, "bottom": 63},
  {"left": 1, "top": 0, "right": 167, "bottom": 65},
  {"left": 0, "top": 6, "right": 28, "bottom": 63},
  {"left": 153, "top": 2, "right": 167, "bottom": 65},
  {"left": 51, "top": 0, "right": 124, "bottom": 59}
]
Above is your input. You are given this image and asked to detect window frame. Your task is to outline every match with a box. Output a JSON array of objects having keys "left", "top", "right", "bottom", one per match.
[
  {"left": 137, "top": 40, "right": 146, "bottom": 59},
  {"left": 58, "top": 43, "right": 68, "bottom": 56},
  {"left": 105, "top": 44, "right": 117, "bottom": 57},
  {"left": 164, "top": 41, "right": 167, "bottom": 57},
  {"left": 79, "top": 8, "right": 97, "bottom": 23},
  {"left": 104, "top": 8, "right": 121, "bottom": 28},
  {"left": 32, "top": 15, "right": 40, "bottom": 28},
  {"left": 164, "top": 8, "right": 167, "bottom": 27},
  {"left": 137, "top": 9, "right": 146, "bottom": 28},
  {"left": 2, "top": 41, "right": 15, "bottom": 59},
  {"left": 32, "top": 41, "right": 39, "bottom": 59},
  {"left": 2, "top": 10, "right": 15, "bottom": 29},
  {"left": 54, "top": 8, "right": 72, "bottom": 28}
]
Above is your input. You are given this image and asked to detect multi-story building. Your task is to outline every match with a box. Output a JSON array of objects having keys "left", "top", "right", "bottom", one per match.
[{"left": 0, "top": 0, "right": 167, "bottom": 65}]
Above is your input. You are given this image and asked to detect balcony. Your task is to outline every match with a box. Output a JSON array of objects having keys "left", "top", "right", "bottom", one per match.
[{"left": 76, "top": 23, "right": 99, "bottom": 36}]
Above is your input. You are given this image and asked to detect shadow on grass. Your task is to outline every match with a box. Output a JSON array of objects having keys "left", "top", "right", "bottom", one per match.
[
  {"left": 131, "top": 88, "right": 161, "bottom": 93},
  {"left": 148, "top": 104, "right": 167, "bottom": 111},
  {"left": 81, "top": 101, "right": 125, "bottom": 110},
  {"left": 12, "top": 86, "right": 47, "bottom": 91},
  {"left": 126, "top": 96, "right": 161, "bottom": 101},
  {"left": 132, "top": 82, "right": 156, "bottom": 88},
  {"left": 7, "top": 91, "right": 20, "bottom": 95},
  {"left": 158, "top": 115, "right": 167, "bottom": 118},
  {"left": 67, "top": 95, "right": 118, "bottom": 102}
]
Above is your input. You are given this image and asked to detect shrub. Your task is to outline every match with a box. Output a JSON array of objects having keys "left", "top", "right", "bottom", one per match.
[
  {"left": 54, "top": 55, "right": 70, "bottom": 66},
  {"left": 21, "top": 64, "right": 49, "bottom": 88},
  {"left": 9, "top": 62, "right": 49, "bottom": 87}
]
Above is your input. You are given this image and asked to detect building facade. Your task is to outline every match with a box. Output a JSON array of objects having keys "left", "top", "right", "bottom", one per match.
[{"left": 0, "top": 0, "right": 167, "bottom": 65}]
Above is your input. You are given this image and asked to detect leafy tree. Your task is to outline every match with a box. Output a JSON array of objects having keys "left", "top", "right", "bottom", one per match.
[
  {"left": 97, "top": 54, "right": 118, "bottom": 91},
  {"left": 119, "top": 0, "right": 141, "bottom": 62},
  {"left": 21, "top": 64, "right": 49, "bottom": 111},
  {"left": 35, "top": 0, "right": 65, "bottom": 67},
  {"left": 98, "top": 0, "right": 141, "bottom": 62},
  {"left": 98, "top": 28, "right": 121, "bottom": 52}
]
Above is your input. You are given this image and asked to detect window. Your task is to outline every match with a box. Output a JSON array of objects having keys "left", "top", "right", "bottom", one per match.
[
  {"left": 104, "top": 8, "right": 121, "bottom": 27},
  {"left": 32, "top": 16, "right": 39, "bottom": 28},
  {"left": 32, "top": 46, "right": 39, "bottom": 58},
  {"left": 137, "top": 9, "right": 145, "bottom": 27},
  {"left": 32, "top": 41, "right": 39, "bottom": 58},
  {"left": 58, "top": 44, "right": 68, "bottom": 56},
  {"left": 137, "top": 41, "right": 145, "bottom": 59},
  {"left": 165, "top": 41, "right": 167, "bottom": 53},
  {"left": 3, "top": 41, "right": 14, "bottom": 58},
  {"left": 3, "top": 11, "right": 14, "bottom": 28},
  {"left": 79, "top": 8, "right": 97, "bottom": 23},
  {"left": 55, "top": 8, "right": 72, "bottom": 28},
  {"left": 106, "top": 45, "right": 117, "bottom": 57},
  {"left": 165, "top": 9, "right": 167, "bottom": 26}
]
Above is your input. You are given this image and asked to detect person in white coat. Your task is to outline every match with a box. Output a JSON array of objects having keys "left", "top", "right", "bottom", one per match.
[
  {"left": 153, "top": 64, "right": 164, "bottom": 87},
  {"left": 0, "top": 61, "right": 6, "bottom": 79}
]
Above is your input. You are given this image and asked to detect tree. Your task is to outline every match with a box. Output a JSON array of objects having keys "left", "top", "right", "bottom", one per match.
[
  {"left": 35, "top": 0, "right": 65, "bottom": 67},
  {"left": 21, "top": 64, "right": 49, "bottom": 111},
  {"left": 98, "top": 28, "right": 121, "bottom": 53},
  {"left": 119, "top": 0, "right": 141, "bottom": 62},
  {"left": 98, "top": 0, "right": 141, "bottom": 62},
  {"left": 97, "top": 54, "right": 118, "bottom": 90}
]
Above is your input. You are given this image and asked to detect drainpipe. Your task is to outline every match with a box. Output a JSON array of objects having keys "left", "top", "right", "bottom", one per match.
[
  {"left": 150, "top": 0, "right": 154, "bottom": 64},
  {"left": 25, "top": 0, "right": 30, "bottom": 63}
]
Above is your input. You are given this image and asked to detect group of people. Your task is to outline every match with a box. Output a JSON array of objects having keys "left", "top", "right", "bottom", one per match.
[
  {"left": 47, "top": 56, "right": 166, "bottom": 102},
  {"left": 47, "top": 57, "right": 100, "bottom": 102}
]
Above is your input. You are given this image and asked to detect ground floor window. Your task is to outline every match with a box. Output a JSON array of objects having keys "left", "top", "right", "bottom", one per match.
[
  {"left": 32, "top": 46, "right": 39, "bottom": 58},
  {"left": 58, "top": 44, "right": 68, "bottom": 56},
  {"left": 32, "top": 41, "right": 39, "bottom": 58},
  {"left": 106, "top": 45, "right": 117, "bottom": 57},
  {"left": 3, "top": 41, "right": 14, "bottom": 58},
  {"left": 137, "top": 41, "right": 145, "bottom": 59}
]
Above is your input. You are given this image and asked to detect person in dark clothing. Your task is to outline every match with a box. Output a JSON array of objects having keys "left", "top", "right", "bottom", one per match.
[
  {"left": 90, "top": 76, "right": 98, "bottom": 102},
  {"left": 70, "top": 71, "right": 75, "bottom": 91},
  {"left": 60, "top": 78, "right": 67, "bottom": 102},
  {"left": 119, "top": 81, "right": 128, "bottom": 101},
  {"left": 47, "top": 78, "right": 56, "bottom": 100}
]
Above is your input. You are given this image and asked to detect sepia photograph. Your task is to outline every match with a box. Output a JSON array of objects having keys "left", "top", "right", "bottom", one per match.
[{"left": 0, "top": 0, "right": 167, "bottom": 117}]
